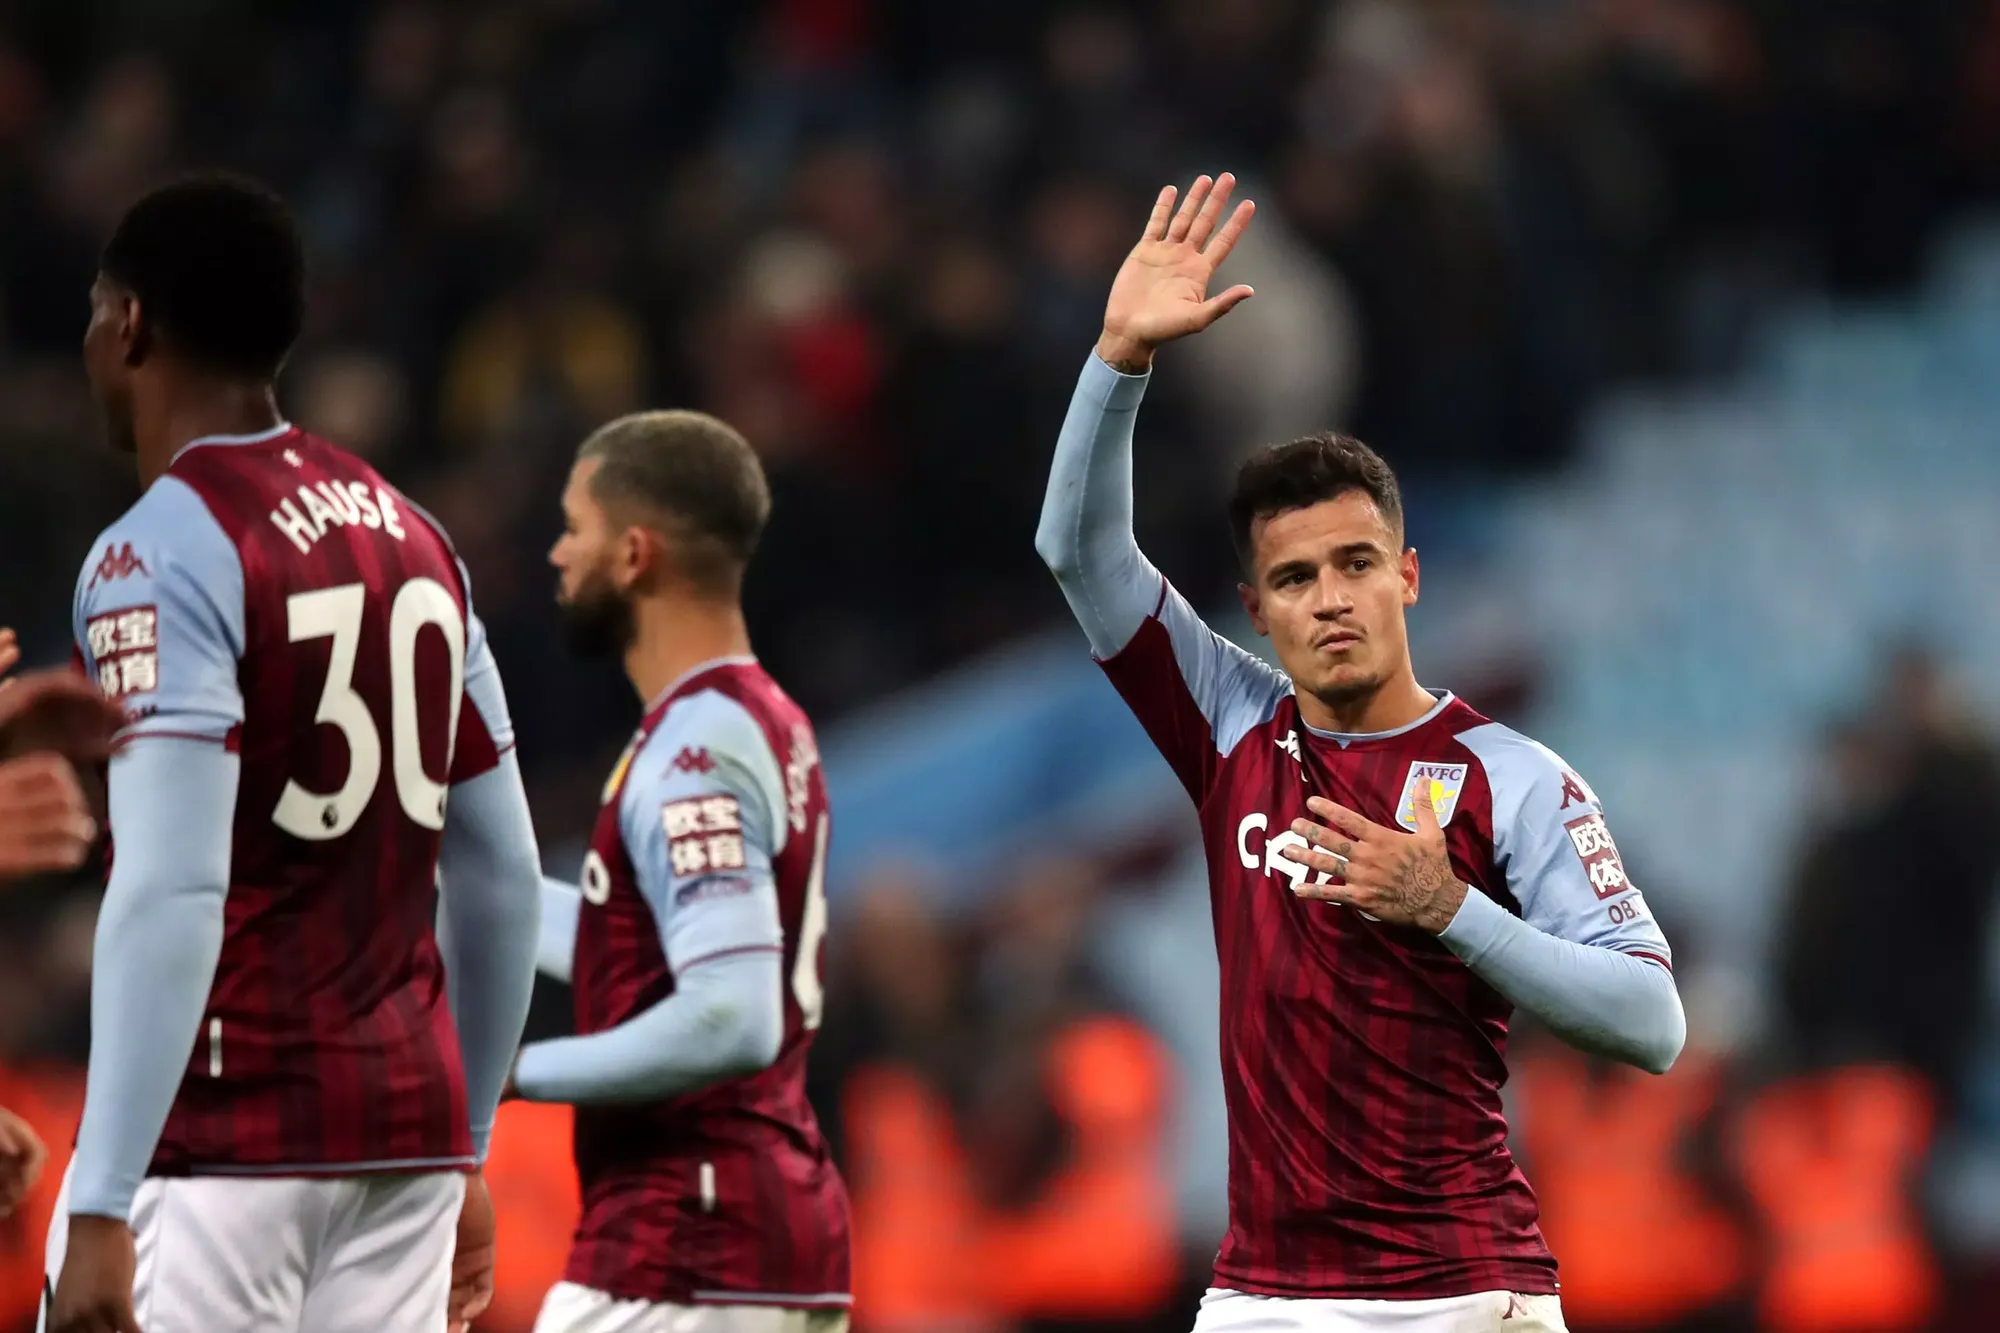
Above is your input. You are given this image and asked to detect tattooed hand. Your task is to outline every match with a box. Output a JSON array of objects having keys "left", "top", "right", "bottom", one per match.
[{"left": 1277, "top": 780, "right": 1468, "bottom": 934}]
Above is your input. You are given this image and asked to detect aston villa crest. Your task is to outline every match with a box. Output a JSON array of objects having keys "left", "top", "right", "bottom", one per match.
[{"left": 1397, "top": 761, "right": 1467, "bottom": 830}]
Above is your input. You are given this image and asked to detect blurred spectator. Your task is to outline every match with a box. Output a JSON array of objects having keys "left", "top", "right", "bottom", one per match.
[
  {"left": 1774, "top": 647, "right": 2000, "bottom": 1117},
  {"left": 289, "top": 348, "right": 410, "bottom": 461},
  {"left": 819, "top": 864, "right": 1177, "bottom": 1333}
]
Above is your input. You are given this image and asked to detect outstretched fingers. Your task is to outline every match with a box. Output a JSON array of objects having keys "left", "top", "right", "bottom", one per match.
[
  {"left": 1196, "top": 284, "right": 1255, "bottom": 326},
  {"left": 1204, "top": 198, "right": 1257, "bottom": 264},
  {"left": 1305, "top": 797, "right": 1382, "bottom": 840},
  {"left": 1277, "top": 843, "right": 1349, "bottom": 882},
  {"left": 1142, "top": 185, "right": 1177, "bottom": 242},
  {"left": 1166, "top": 175, "right": 1214, "bottom": 243},
  {"left": 1185, "top": 172, "right": 1237, "bottom": 250}
]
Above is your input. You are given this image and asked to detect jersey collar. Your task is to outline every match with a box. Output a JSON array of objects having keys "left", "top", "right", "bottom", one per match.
[
  {"left": 1301, "top": 688, "right": 1455, "bottom": 746},
  {"left": 170, "top": 421, "right": 296, "bottom": 465},
  {"left": 642, "top": 654, "right": 760, "bottom": 716}
]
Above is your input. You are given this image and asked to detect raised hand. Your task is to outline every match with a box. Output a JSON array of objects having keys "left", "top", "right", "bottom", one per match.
[
  {"left": 1097, "top": 172, "right": 1256, "bottom": 372},
  {"left": 1278, "top": 781, "right": 1469, "bottom": 935}
]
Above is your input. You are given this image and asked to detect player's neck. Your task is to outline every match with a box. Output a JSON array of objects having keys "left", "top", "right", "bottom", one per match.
[
  {"left": 135, "top": 381, "right": 285, "bottom": 488},
  {"left": 624, "top": 595, "right": 754, "bottom": 709},
  {"left": 1296, "top": 669, "right": 1436, "bottom": 736}
]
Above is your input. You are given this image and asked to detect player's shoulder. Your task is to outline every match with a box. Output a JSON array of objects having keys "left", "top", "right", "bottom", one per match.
[
  {"left": 1450, "top": 717, "right": 1601, "bottom": 826},
  {"left": 623, "top": 669, "right": 794, "bottom": 848},
  {"left": 1121, "top": 581, "right": 1293, "bottom": 696},
  {"left": 75, "top": 476, "right": 236, "bottom": 613},
  {"left": 643, "top": 681, "right": 779, "bottom": 774}
]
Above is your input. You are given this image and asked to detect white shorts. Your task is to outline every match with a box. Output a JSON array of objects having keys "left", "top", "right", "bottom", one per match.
[
  {"left": 533, "top": 1280, "right": 853, "bottom": 1333},
  {"left": 1193, "top": 1287, "right": 1568, "bottom": 1333},
  {"left": 39, "top": 1161, "right": 465, "bottom": 1333}
]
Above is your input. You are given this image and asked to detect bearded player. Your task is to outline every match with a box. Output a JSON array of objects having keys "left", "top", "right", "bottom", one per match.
[
  {"left": 1036, "top": 174, "right": 1685, "bottom": 1333},
  {"left": 44, "top": 176, "right": 542, "bottom": 1333},
  {"left": 515, "top": 410, "right": 849, "bottom": 1333}
]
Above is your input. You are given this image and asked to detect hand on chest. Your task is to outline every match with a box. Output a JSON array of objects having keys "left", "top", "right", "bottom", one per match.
[{"left": 1230, "top": 732, "right": 1485, "bottom": 919}]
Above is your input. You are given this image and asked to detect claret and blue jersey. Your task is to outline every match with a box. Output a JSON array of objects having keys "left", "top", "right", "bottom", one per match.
[
  {"left": 69, "top": 422, "right": 519, "bottom": 1188},
  {"left": 529, "top": 657, "right": 851, "bottom": 1309},
  {"left": 1101, "top": 578, "right": 1669, "bottom": 1296},
  {"left": 1039, "top": 352, "right": 1683, "bottom": 1303}
]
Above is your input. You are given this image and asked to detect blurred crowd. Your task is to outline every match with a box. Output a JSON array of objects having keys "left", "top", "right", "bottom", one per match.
[
  {"left": 5, "top": 0, "right": 2000, "bottom": 746},
  {"left": 8, "top": 1, "right": 2000, "bottom": 1330}
]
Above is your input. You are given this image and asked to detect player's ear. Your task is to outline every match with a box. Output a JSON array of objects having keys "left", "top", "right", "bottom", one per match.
[
  {"left": 610, "top": 524, "right": 654, "bottom": 592},
  {"left": 1238, "top": 582, "right": 1270, "bottom": 637},
  {"left": 122, "top": 295, "right": 151, "bottom": 368},
  {"left": 1401, "top": 547, "right": 1419, "bottom": 608}
]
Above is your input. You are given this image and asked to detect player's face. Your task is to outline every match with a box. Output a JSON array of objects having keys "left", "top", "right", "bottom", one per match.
[
  {"left": 1237, "top": 491, "right": 1418, "bottom": 708},
  {"left": 551, "top": 458, "right": 637, "bottom": 657},
  {"left": 83, "top": 276, "right": 139, "bottom": 453}
]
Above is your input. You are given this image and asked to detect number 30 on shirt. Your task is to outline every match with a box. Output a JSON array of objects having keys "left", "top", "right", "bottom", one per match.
[{"left": 273, "top": 579, "right": 465, "bottom": 841}]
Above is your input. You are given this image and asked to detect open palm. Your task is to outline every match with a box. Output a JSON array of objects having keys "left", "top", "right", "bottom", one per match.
[{"left": 1100, "top": 173, "right": 1256, "bottom": 361}]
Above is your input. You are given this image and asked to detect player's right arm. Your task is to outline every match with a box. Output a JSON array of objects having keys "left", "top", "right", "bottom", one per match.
[
  {"left": 1036, "top": 174, "right": 1287, "bottom": 797},
  {"left": 511, "top": 692, "right": 788, "bottom": 1105}
]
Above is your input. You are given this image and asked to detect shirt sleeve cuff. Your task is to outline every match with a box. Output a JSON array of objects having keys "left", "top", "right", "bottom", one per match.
[
  {"left": 1081, "top": 351, "right": 1152, "bottom": 408},
  {"left": 1436, "top": 885, "right": 1512, "bottom": 962}
]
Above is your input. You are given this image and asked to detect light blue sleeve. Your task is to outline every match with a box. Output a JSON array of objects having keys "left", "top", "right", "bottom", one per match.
[
  {"left": 511, "top": 690, "right": 786, "bottom": 1104},
  {"left": 622, "top": 691, "right": 787, "bottom": 971},
  {"left": 456, "top": 562, "right": 515, "bottom": 761},
  {"left": 70, "top": 739, "right": 237, "bottom": 1219},
  {"left": 69, "top": 484, "right": 246, "bottom": 1218},
  {"left": 435, "top": 747, "right": 541, "bottom": 1162},
  {"left": 73, "top": 478, "right": 245, "bottom": 741},
  {"left": 1438, "top": 724, "right": 1685, "bottom": 1073},
  {"left": 537, "top": 877, "right": 582, "bottom": 984},
  {"left": 1035, "top": 353, "right": 1291, "bottom": 777},
  {"left": 1034, "top": 354, "right": 1163, "bottom": 658},
  {"left": 427, "top": 557, "right": 539, "bottom": 1161}
]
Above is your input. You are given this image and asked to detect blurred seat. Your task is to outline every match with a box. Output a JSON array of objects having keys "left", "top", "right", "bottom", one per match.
[{"left": 1488, "top": 223, "right": 2000, "bottom": 971}]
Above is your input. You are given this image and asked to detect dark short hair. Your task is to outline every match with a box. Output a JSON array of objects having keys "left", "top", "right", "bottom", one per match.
[
  {"left": 1227, "top": 432, "right": 1404, "bottom": 569},
  {"left": 578, "top": 410, "right": 772, "bottom": 593},
  {"left": 100, "top": 174, "right": 305, "bottom": 380}
]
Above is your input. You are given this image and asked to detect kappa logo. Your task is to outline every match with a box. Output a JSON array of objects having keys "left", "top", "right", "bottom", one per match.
[
  {"left": 86, "top": 542, "right": 150, "bottom": 592},
  {"left": 1397, "top": 761, "right": 1467, "bottom": 830},
  {"left": 1558, "top": 769, "right": 1594, "bottom": 810},
  {"left": 673, "top": 746, "right": 716, "bottom": 775},
  {"left": 1275, "top": 730, "right": 1302, "bottom": 764}
]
